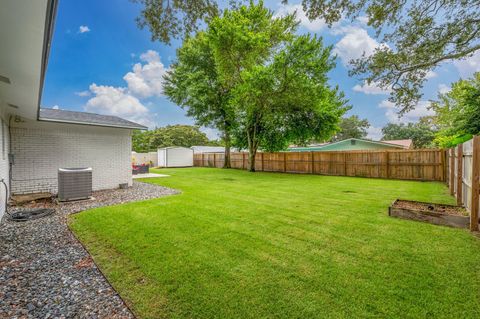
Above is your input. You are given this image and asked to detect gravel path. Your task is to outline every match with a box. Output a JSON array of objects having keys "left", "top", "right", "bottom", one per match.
[{"left": 0, "top": 181, "right": 178, "bottom": 318}]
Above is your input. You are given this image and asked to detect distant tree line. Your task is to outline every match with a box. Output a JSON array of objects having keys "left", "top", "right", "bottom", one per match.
[{"left": 132, "top": 125, "right": 222, "bottom": 153}]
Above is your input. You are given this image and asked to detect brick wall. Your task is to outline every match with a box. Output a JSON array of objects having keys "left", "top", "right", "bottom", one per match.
[
  {"left": 0, "top": 115, "right": 10, "bottom": 219},
  {"left": 10, "top": 119, "right": 132, "bottom": 195}
]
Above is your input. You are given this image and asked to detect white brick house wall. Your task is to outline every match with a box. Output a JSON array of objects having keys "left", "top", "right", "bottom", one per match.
[
  {"left": 10, "top": 119, "right": 132, "bottom": 195},
  {"left": 0, "top": 115, "right": 10, "bottom": 219}
]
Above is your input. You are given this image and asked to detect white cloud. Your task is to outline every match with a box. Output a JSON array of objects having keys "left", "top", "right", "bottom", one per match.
[
  {"left": 438, "top": 83, "right": 451, "bottom": 95},
  {"left": 85, "top": 84, "right": 153, "bottom": 127},
  {"left": 333, "top": 26, "right": 385, "bottom": 66},
  {"left": 52, "top": 105, "right": 60, "bottom": 110},
  {"left": 379, "top": 99, "right": 434, "bottom": 124},
  {"left": 82, "top": 50, "right": 171, "bottom": 127},
  {"left": 453, "top": 50, "right": 480, "bottom": 78},
  {"left": 75, "top": 90, "right": 91, "bottom": 97},
  {"left": 78, "top": 25, "right": 90, "bottom": 33},
  {"left": 356, "top": 16, "right": 369, "bottom": 25},
  {"left": 366, "top": 126, "right": 382, "bottom": 140},
  {"left": 200, "top": 127, "right": 220, "bottom": 140},
  {"left": 123, "top": 50, "right": 167, "bottom": 98},
  {"left": 274, "top": 4, "right": 326, "bottom": 32},
  {"left": 353, "top": 81, "right": 391, "bottom": 95},
  {"left": 425, "top": 70, "right": 437, "bottom": 79}
]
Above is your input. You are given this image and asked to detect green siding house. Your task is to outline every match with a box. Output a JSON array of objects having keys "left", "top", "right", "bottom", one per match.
[{"left": 288, "top": 138, "right": 412, "bottom": 152}]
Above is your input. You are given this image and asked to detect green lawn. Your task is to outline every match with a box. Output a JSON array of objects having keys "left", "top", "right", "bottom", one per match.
[{"left": 70, "top": 168, "right": 480, "bottom": 318}]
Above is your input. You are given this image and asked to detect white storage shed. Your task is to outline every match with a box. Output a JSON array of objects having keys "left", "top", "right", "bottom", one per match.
[{"left": 157, "top": 147, "right": 194, "bottom": 168}]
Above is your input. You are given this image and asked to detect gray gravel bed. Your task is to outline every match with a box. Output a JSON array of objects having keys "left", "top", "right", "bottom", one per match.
[{"left": 0, "top": 181, "right": 178, "bottom": 318}]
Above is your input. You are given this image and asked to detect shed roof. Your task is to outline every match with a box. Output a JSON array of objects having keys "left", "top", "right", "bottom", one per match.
[{"left": 39, "top": 108, "right": 147, "bottom": 130}]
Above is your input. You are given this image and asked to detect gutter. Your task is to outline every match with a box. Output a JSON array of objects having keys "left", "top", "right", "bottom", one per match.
[
  {"left": 38, "top": 117, "right": 148, "bottom": 130},
  {"left": 36, "top": 0, "right": 59, "bottom": 121}
]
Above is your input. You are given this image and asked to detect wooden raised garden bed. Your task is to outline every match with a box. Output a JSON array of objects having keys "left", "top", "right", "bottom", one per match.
[{"left": 389, "top": 199, "right": 469, "bottom": 228}]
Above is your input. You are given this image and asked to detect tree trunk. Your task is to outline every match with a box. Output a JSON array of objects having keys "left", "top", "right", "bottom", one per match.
[
  {"left": 223, "top": 131, "right": 231, "bottom": 168},
  {"left": 248, "top": 144, "right": 257, "bottom": 172}
]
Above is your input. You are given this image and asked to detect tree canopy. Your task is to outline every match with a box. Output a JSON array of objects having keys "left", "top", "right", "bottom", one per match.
[
  {"left": 209, "top": 2, "right": 348, "bottom": 170},
  {"left": 134, "top": 0, "right": 480, "bottom": 114},
  {"left": 162, "top": 2, "right": 347, "bottom": 171},
  {"left": 301, "top": 0, "right": 480, "bottom": 112},
  {"left": 430, "top": 72, "right": 480, "bottom": 147},
  {"left": 132, "top": 125, "right": 220, "bottom": 152},
  {"left": 331, "top": 115, "right": 370, "bottom": 142},
  {"left": 381, "top": 120, "right": 437, "bottom": 149}
]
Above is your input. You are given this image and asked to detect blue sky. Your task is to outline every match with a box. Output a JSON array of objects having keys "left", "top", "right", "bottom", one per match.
[{"left": 42, "top": 0, "right": 480, "bottom": 140}]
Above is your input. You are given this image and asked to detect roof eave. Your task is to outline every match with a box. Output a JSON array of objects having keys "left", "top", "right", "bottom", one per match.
[
  {"left": 38, "top": 117, "right": 148, "bottom": 130},
  {"left": 36, "top": 0, "right": 59, "bottom": 121}
]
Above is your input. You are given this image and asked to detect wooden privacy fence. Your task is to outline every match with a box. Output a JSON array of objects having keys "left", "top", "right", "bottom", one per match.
[
  {"left": 447, "top": 136, "right": 480, "bottom": 231},
  {"left": 194, "top": 149, "right": 446, "bottom": 181}
]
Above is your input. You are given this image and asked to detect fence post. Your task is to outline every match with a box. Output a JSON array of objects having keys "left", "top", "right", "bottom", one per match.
[
  {"left": 261, "top": 152, "right": 264, "bottom": 171},
  {"left": 449, "top": 148, "right": 455, "bottom": 195},
  {"left": 242, "top": 153, "right": 246, "bottom": 170},
  {"left": 456, "top": 144, "right": 463, "bottom": 206},
  {"left": 441, "top": 149, "right": 447, "bottom": 182},
  {"left": 311, "top": 152, "right": 315, "bottom": 174},
  {"left": 385, "top": 151, "right": 390, "bottom": 179},
  {"left": 343, "top": 153, "right": 347, "bottom": 176},
  {"left": 202, "top": 153, "right": 205, "bottom": 167},
  {"left": 471, "top": 136, "right": 480, "bottom": 231},
  {"left": 283, "top": 153, "right": 287, "bottom": 172},
  {"left": 213, "top": 153, "right": 217, "bottom": 168}
]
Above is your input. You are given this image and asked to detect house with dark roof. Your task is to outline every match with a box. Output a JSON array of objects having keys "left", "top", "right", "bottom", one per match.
[
  {"left": 288, "top": 138, "right": 413, "bottom": 152},
  {"left": 0, "top": 1, "right": 146, "bottom": 218}
]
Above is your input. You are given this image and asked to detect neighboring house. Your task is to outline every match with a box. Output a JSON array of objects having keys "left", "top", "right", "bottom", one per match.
[
  {"left": 288, "top": 138, "right": 413, "bottom": 152},
  {"left": 0, "top": 0, "right": 146, "bottom": 219}
]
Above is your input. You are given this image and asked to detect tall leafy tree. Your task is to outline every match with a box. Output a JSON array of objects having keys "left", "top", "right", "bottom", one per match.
[
  {"left": 164, "top": 32, "right": 236, "bottom": 168},
  {"left": 430, "top": 72, "right": 480, "bottom": 147},
  {"left": 331, "top": 115, "right": 370, "bottom": 141},
  {"left": 134, "top": 0, "right": 479, "bottom": 113},
  {"left": 381, "top": 120, "right": 437, "bottom": 149},
  {"left": 210, "top": 2, "right": 348, "bottom": 171}
]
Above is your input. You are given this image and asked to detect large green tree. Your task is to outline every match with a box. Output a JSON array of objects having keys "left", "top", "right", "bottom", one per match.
[
  {"left": 209, "top": 2, "right": 347, "bottom": 171},
  {"left": 331, "top": 115, "right": 370, "bottom": 142},
  {"left": 300, "top": 0, "right": 480, "bottom": 113},
  {"left": 381, "top": 120, "right": 437, "bottom": 149},
  {"left": 430, "top": 72, "right": 480, "bottom": 147},
  {"left": 132, "top": 125, "right": 215, "bottom": 152},
  {"left": 164, "top": 32, "right": 236, "bottom": 168},
  {"left": 134, "top": 0, "right": 479, "bottom": 113}
]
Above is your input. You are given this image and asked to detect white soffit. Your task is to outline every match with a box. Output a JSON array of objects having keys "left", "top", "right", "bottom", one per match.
[{"left": 0, "top": 0, "right": 55, "bottom": 120}]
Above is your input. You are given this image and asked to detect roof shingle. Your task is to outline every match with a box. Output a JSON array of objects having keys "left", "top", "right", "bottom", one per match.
[{"left": 39, "top": 108, "right": 147, "bottom": 130}]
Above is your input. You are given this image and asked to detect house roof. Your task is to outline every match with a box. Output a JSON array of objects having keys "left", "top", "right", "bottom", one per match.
[
  {"left": 288, "top": 138, "right": 410, "bottom": 152},
  {"left": 39, "top": 108, "right": 148, "bottom": 130},
  {"left": 382, "top": 139, "right": 413, "bottom": 149},
  {"left": 322, "top": 138, "right": 408, "bottom": 149}
]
